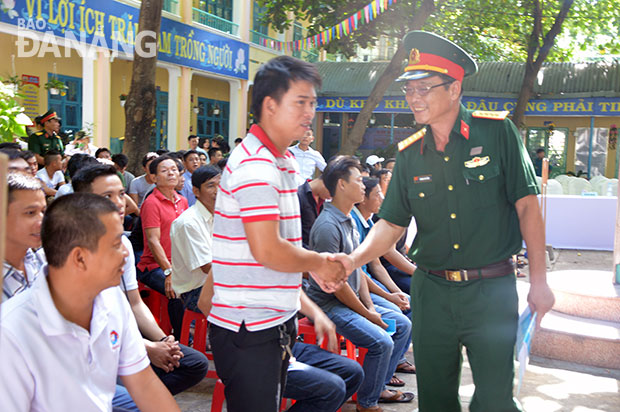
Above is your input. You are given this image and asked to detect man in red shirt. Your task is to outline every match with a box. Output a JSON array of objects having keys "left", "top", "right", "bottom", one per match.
[{"left": 137, "top": 155, "right": 189, "bottom": 337}]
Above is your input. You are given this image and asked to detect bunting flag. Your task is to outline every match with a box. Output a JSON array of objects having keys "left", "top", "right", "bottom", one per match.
[{"left": 257, "top": 0, "right": 396, "bottom": 53}]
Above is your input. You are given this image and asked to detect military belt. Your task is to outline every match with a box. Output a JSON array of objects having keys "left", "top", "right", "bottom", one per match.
[{"left": 418, "top": 258, "right": 516, "bottom": 282}]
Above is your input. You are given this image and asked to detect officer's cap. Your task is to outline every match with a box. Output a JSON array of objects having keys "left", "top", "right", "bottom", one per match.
[
  {"left": 39, "top": 109, "right": 61, "bottom": 125},
  {"left": 396, "top": 31, "right": 477, "bottom": 83}
]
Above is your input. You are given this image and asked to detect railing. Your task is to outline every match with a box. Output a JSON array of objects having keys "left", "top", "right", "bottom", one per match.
[
  {"left": 163, "top": 0, "right": 179, "bottom": 15},
  {"left": 192, "top": 8, "right": 239, "bottom": 35},
  {"left": 249, "top": 30, "right": 283, "bottom": 49}
]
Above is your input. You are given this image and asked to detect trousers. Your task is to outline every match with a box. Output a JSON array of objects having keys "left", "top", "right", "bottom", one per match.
[{"left": 411, "top": 269, "right": 521, "bottom": 412}]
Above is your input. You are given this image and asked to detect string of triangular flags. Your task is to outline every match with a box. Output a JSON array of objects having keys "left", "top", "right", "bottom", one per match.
[{"left": 257, "top": 0, "right": 397, "bottom": 52}]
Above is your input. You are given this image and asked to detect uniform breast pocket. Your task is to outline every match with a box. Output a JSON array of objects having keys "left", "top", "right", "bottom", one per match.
[
  {"left": 407, "top": 182, "right": 435, "bottom": 224},
  {"left": 462, "top": 163, "right": 501, "bottom": 208}
]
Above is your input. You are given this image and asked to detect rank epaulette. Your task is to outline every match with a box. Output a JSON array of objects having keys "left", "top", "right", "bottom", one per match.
[
  {"left": 398, "top": 128, "right": 426, "bottom": 152},
  {"left": 471, "top": 110, "right": 509, "bottom": 120}
]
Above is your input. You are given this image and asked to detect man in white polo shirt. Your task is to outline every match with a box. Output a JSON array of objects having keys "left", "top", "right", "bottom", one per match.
[
  {"left": 171, "top": 165, "right": 220, "bottom": 312},
  {"left": 289, "top": 129, "right": 326, "bottom": 181},
  {"left": 208, "top": 55, "right": 348, "bottom": 412},
  {"left": 0, "top": 193, "right": 180, "bottom": 412}
]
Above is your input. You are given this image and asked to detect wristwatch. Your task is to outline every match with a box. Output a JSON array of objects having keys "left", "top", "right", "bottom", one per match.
[{"left": 164, "top": 268, "right": 172, "bottom": 277}]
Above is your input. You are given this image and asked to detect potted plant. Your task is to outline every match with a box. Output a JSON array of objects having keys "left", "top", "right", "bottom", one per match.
[
  {"left": 119, "top": 93, "right": 127, "bottom": 107},
  {"left": 44, "top": 78, "right": 67, "bottom": 96},
  {"left": 212, "top": 103, "right": 221, "bottom": 116},
  {"left": 5, "top": 75, "right": 21, "bottom": 93}
]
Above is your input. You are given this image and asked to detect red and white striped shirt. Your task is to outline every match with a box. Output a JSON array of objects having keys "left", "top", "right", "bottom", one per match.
[{"left": 208, "top": 125, "right": 303, "bottom": 332}]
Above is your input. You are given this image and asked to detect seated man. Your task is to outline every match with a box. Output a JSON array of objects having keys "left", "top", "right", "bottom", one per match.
[
  {"left": 306, "top": 156, "right": 414, "bottom": 412},
  {"left": 207, "top": 147, "right": 223, "bottom": 168},
  {"left": 171, "top": 166, "right": 220, "bottom": 312},
  {"left": 351, "top": 176, "right": 416, "bottom": 377},
  {"left": 35, "top": 149, "right": 65, "bottom": 197},
  {"left": 128, "top": 152, "right": 158, "bottom": 208},
  {"left": 0, "top": 193, "right": 180, "bottom": 411},
  {"left": 178, "top": 149, "right": 201, "bottom": 206},
  {"left": 112, "top": 153, "right": 136, "bottom": 191},
  {"left": 137, "top": 155, "right": 188, "bottom": 338},
  {"left": 72, "top": 164, "right": 209, "bottom": 403},
  {"left": 198, "top": 280, "right": 364, "bottom": 412},
  {"left": 1, "top": 148, "right": 32, "bottom": 175},
  {"left": 3, "top": 173, "right": 47, "bottom": 302},
  {"left": 297, "top": 175, "right": 331, "bottom": 250}
]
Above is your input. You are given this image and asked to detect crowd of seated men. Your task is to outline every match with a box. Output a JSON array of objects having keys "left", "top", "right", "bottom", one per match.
[{"left": 1, "top": 137, "right": 413, "bottom": 411}]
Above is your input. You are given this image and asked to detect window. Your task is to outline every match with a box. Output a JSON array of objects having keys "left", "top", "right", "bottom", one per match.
[
  {"left": 196, "top": 97, "right": 229, "bottom": 141},
  {"left": 47, "top": 73, "right": 82, "bottom": 135},
  {"left": 525, "top": 127, "right": 568, "bottom": 177},
  {"left": 149, "top": 90, "right": 168, "bottom": 151}
]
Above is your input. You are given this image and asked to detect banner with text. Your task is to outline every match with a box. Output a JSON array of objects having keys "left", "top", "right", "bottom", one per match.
[
  {"left": 0, "top": 0, "right": 249, "bottom": 80},
  {"left": 318, "top": 96, "right": 620, "bottom": 116}
]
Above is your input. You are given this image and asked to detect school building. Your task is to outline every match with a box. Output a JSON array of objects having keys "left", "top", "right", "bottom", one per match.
[{"left": 0, "top": 0, "right": 315, "bottom": 151}]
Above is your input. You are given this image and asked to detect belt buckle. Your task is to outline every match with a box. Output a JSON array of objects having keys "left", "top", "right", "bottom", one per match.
[{"left": 445, "top": 270, "right": 468, "bottom": 282}]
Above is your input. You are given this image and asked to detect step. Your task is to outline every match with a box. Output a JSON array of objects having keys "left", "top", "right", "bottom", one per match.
[
  {"left": 546, "top": 270, "right": 620, "bottom": 322},
  {"left": 530, "top": 310, "right": 620, "bottom": 369}
]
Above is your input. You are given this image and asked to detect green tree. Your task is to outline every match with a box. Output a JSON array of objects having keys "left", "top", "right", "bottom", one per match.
[
  {"left": 259, "top": 0, "right": 440, "bottom": 155},
  {"left": 0, "top": 81, "right": 31, "bottom": 143},
  {"left": 123, "top": 0, "right": 164, "bottom": 173},
  {"left": 260, "top": 0, "right": 620, "bottom": 152}
]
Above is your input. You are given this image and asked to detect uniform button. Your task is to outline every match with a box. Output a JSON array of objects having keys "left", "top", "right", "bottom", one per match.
[
  {"left": 453, "top": 243, "right": 460, "bottom": 250},
  {"left": 448, "top": 185, "right": 454, "bottom": 191},
  {"left": 450, "top": 213, "right": 456, "bottom": 219},
  {"left": 419, "top": 192, "right": 425, "bottom": 198},
  {"left": 478, "top": 174, "right": 484, "bottom": 181},
  {"left": 444, "top": 156, "right": 450, "bottom": 162}
]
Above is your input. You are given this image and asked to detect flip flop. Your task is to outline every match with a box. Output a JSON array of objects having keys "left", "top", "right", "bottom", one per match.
[
  {"left": 395, "top": 360, "right": 416, "bottom": 374},
  {"left": 378, "top": 390, "right": 415, "bottom": 403},
  {"left": 386, "top": 375, "right": 405, "bottom": 387}
]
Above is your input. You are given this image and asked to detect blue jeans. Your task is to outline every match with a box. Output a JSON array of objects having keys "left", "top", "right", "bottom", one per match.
[
  {"left": 284, "top": 343, "right": 364, "bottom": 412},
  {"left": 152, "top": 344, "right": 209, "bottom": 395},
  {"left": 112, "top": 344, "right": 208, "bottom": 410},
  {"left": 370, "top": 292, "right": 412, "bottom": 365},
  {"left": 384, "top": 263, "right": 412, "bottom": 294},
  {"left": 180, "top": 286, "right": 203, "bottom": 313},
  {"left": 112, "top": 384, "right": 139, "bottom": 412},
  {"left": 137, "top": 266, "right": 185, "bottom": 340},
  {"left": 326, "top": 303, "right": 411, "bottom": 408}
]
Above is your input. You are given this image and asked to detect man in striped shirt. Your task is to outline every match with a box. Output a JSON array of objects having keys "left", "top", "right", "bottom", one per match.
[{"left": 208, "top": 55, "right": 348, "bottom": 412}]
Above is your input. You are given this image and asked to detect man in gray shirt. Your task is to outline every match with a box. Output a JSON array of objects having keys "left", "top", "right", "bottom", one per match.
[
  {"left": 129, "top": 152, "right": 158, "bottom": 207},
  {"left": 306, "top": 156, "right": 413, "bottom": 412}
]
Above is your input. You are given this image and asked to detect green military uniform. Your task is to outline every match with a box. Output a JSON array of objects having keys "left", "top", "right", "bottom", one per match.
[
  {"left": 28, "top": 110, "right": 64, "bottom": 156},
  {"left": 377, "top": 31, "right": 539, "bottom": 412},
  {"left": 27, "top": 130, "right": 64, "bottom": 156}
]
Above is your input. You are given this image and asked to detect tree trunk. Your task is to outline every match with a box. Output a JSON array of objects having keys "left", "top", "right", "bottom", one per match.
[
  {"left": 512, "top": 0, "right": 574, "bottom": 129},
  {"left": 339, "top": 0, "right": 437, "bottom": 155},
  {"left": 123, "top": 0, "right": 164, "bottom": 174}
]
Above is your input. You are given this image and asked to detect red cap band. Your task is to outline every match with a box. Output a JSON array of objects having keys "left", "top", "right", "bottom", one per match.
[{"left": 404, "top": 53, "right": 465, "bottom": 82}]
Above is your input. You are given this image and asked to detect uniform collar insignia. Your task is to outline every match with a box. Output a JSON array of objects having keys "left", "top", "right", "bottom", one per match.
[{"left": 460, "top": 120, "right": 470, "bottom": 140}]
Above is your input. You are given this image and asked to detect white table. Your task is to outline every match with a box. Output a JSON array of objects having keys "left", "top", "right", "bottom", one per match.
[{"left": 541, "top": 195, "right": 617, "bottom": 250}]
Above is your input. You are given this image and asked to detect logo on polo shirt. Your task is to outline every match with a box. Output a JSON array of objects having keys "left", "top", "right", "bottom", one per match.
[{"left": 110, "top": 330, "right": 120, "bottom": 349}]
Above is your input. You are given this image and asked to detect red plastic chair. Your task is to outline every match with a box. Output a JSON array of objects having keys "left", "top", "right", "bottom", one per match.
[
  {"left": 138, "top": 282, "right": 172, "bottom": 335},
  {"left": 179, "top": 309, "right": 218, "bottom": 379},
  {"left": 211, "top": 379, "right": 293, "bottom": 412}
]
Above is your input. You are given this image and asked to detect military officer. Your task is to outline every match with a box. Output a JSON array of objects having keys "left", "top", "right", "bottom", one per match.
[
  {"left": 336, "top": 31, "right": 555, "bottom": 411},
  {"left": 28, "top": 109, "right": 64, "bottom": 166}
]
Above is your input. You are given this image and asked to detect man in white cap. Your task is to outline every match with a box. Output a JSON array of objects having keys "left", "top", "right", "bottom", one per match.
[{"left": 365, "top": 154, "right": 384, "bottom": 171}]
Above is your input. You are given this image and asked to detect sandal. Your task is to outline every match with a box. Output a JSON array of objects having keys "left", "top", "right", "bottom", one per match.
[
  {"left": 386, "top": 375, "right": 405, "bottom": 387},
  {"left": 395, "top": 360, "right": 416, "bottom": 374},
  {"left": 378, "top": 390, "right": 415, "bottom": 403}
]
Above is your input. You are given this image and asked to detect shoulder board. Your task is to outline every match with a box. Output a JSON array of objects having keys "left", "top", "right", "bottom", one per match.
[
  {"left": 472, "top": 110, "right": 509, "bottom": 120},
  {"left": 34, "top": 130, "right": 45, "bottom": 135},
  {"left": 398, "top": 128, "right": 426, "bottom": 152}
]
